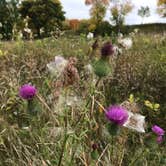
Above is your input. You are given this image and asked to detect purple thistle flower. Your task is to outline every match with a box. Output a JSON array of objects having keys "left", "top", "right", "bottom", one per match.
[
  {"left": 152, "top": 125, "right": 165, "bottom": 136},
  {"left": 101, "top": 42, "right": 114, "bottom": 57},
  {"left": 105, "top": 105, "right": 128, "bottom": 126},
  {"left": 19, "top": 84, "right": 37, "bottom": 100}
]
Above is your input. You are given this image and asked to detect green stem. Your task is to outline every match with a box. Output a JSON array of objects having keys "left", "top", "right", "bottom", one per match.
[
  {"left": 58, "top": 133, "right": 69, "bottom": 166},
  {"left": 27, "top": 99, "right": 33, "bottom": 115},
  {"left": 111, "top": 135, "right": 114, "bottom": 162},
  {"left": 86, "top": 77, "right": 101, "bottom": 107},
  {"left": 58, "top": 109, "right": 69, "bottom": 166},
  {"left": 25, "top": 99, "right": 33, "bottom": 126}
]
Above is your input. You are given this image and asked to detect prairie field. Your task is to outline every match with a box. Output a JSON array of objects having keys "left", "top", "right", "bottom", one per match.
[{"left": 0, "top": 32, "right": 166, "bottom": 166}]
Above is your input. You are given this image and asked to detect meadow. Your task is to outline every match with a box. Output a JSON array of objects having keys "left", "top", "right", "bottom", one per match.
[{"left": 0, "top": 31, "right": 166, "bottom": 165}]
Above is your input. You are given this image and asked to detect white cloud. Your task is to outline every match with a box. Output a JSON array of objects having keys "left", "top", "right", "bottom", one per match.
[{"left": 61, "top": 0, "right": 166, "bottom": 24}]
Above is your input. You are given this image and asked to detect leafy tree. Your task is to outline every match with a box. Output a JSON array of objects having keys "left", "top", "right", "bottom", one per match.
[
  {"left": 85, "top": 0, "right": 109, "bottom": 35},
  {"left": 19, "top": 0, "right": 65, "bottom": 38},
  {"left": 157, "top": 0, "right": 166, "bottom": 17},
  {"left": 138, "top": 6, "right": 150, "bottom": 24},
  {"left": 110, "top": 0, "right": 133, "bottom": 33},
  {"left": 0, "top": 0, "right": 20, "bottom": 39}
]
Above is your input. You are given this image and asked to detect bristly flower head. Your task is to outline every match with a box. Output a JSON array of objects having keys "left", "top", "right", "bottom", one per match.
[
  {"left": 19, "top": 84, "right": 37, "bottom": 100},
  {"left": 152, "top": 125, "right": 165, "bottom": 136},
  {"left": 105, "top": 105, "right": 128, "bottom": 126},
  {"left": 101, "top": 41, "right": 114, "bottom": 57}
]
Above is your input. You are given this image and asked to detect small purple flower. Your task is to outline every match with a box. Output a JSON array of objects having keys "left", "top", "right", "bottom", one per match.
[
  {"left": 101, "top": 42, "right": 114, "bottom": 57},
  {"left": 157, "top": 135, "right": 164, "bottom": 144},
  {"left": 152, "top": 125, "right": 165, "bottom": 136},
  {"left": 19, "top": 84, "right": 37, "bottom": 100},
  {"left": 105, "top": 105, "right": 128, "bottom": 126}
]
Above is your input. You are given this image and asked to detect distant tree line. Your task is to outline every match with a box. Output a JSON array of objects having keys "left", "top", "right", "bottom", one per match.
[
  {"left": 0, "top": 0, "right": 65, "bottom": 40},
  {"left": 0, "top": 0, "right": 165, "bottom": 40}
]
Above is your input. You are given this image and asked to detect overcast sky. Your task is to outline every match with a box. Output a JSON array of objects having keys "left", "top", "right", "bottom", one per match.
[{"left": 61, "top": 0, "right": 166, "bottom": 25}]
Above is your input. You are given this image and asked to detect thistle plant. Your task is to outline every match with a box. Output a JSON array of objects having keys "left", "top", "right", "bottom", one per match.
[
  {"left": 105, "top": 105, "right": 128, "bottom": 135},
  {"left": 93, "top": 41, "right": 114, "bottom": 79},
  {"left": 19, "top": 84, "right": 37, "bottom": 100},
  {"left": 19, "top": 84, "right": 37, "bottom": 125}
]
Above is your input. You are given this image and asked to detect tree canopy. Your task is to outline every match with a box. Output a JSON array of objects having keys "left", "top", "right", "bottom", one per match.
[
  {"left": 0, "top": 0, "right": 20, "bottom": 39},
  {"left": 19, "top": 0, "right": 65, "bottom": 37}
]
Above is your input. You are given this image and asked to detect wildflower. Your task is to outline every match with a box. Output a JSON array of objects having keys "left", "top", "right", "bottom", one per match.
[
  {"left": 144, "top": 100, "right": 153, "bottom": 109},
  {"left": 152, "top": 125, "right": 165, "bottom": 144},
  {"left": 118, "top": 37, "right": 133, "bottom": 49},
  {"left": 152, "top": 125, "right": 165, "bottom": 136},
  {"left": 47, "top": 56, "right": 68, "bottom": 76},
  {"left": 19, "top": 84, "right": 37, "bottom": 100},
  {"left": 144, "top": 100, "right": 160, "bottom": 111},
  {"left": 105, "top": 105, "right": 128, "bottom": 126},
  {"left": 101, "top": 41, "right": 114, "bottom": 57},
  {"left": 128, "top": 94, "right": 134, "bottom": 103},
  {"left": 87, "top": 32, "right": 94, "bottom": 39}
]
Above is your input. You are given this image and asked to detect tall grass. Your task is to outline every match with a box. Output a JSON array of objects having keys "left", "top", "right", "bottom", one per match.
[{"left": 0, "top": 32, "right": 165, "bottom": 165}]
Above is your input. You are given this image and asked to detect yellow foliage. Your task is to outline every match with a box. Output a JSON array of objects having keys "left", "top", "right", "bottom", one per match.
[
  {"left": 144, "top": 100, "right": 160, "bottom": 111},
  {"left": 128, "top": 94, "right": 134, "bottom": 103},
  {"left": 88, "top": 23, "right": 96, "bottom": 32},
  {"left": 111, "top": 6, "right": 119, "bottom": 17}
]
